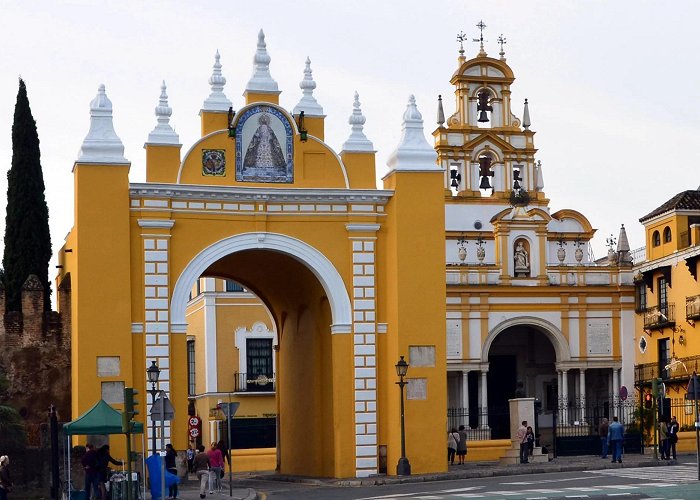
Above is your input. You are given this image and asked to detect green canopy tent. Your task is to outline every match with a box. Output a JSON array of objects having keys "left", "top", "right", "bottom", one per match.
[
  {"left": 64, "top": 399, "right": 143, "bottom": 436},
  {"left": 64, "top": 399, "right": 145, "bottom": 499}
]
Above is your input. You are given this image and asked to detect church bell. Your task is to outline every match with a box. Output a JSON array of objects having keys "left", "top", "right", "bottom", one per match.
[
  {"left": 479, "top": 175, "right": 492, "bottom": 190},
  {"left": 477, "top": 110, "right": 490, "bottom": 123}
]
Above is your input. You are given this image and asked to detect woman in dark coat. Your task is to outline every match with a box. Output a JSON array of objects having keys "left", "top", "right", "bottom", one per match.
[
  {"left": 0, "top": 456, "right": 12, "bottom": 500},
  {"left": 165, "top": 444, "right": 179, "bottom": 499}
]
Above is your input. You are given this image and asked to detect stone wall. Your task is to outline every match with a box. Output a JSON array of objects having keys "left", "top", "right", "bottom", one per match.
[{"left": 0, "top": 274, "right": 71, "bottom": 440}]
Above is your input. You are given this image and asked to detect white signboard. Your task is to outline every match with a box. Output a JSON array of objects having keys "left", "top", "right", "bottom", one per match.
[
  {"left": 587, "top": 320, "right": 612, "bottom": 355},
  {"left": 447, "top": 320, "right": 462, "bottom": 359}
]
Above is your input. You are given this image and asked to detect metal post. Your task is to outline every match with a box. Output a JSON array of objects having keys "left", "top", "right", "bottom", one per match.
[
  {"left": 694, "top": 372, "right": 699, "bottom": 481},
  {"left": 228, "top": 393, "right": 233, "bottom": 498},
  {"left": 396, "top": 375, "right": 410, "bottom": 475},
  {"left": 49, "top": 405, "right": 59, "bottom": 500},
  {"left": 160, "top": 393, "right": 165, "bottom": 500},
  {"left": 149, "top": 385, "right": 157, "bottom": 456},
  {"left": 652, "top": 379, "right": 658, "bottom": 460}
]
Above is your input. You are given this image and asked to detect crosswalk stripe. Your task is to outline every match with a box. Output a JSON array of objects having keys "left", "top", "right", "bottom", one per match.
[{"left": 588, "top": 464, "right": 699, "bottom": 483}]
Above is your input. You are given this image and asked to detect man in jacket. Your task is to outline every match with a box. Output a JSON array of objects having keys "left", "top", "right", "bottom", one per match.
[
  {"left": 517, "top": 421, "right": 528, "bottom": 464},
  {"left": 598, "top": 418, "right": 609, "bottom": 459},
  {"left": 607, "top": 416, "right": 624, "bottom": 463},
  {"left": 668, "top": 415, "right": 680, "bottom": 460}
]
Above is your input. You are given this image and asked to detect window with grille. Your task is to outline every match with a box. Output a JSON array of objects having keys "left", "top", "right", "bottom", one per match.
[
  {"left": 658, "top": 276, "right": 668, "bottom": 313},
  {"left": 658, "top": 338, "right": 670, "bottom": 379},
  {"left": 187, "top": 340, "right": 196, "bottom": 396},
  {"left": 246, "top": 338, "right": 273, "bottom": 391},
  {"left": 225, "top": 280, "right": 244, "bottom": 292},
  {"left": 635, "top": 284, "right": 647, "bottom": 313}
]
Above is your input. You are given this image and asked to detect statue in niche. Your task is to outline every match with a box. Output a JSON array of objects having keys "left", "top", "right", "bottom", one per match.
[
  {"left": 514, "top": 240, "right": 530, "bottom": 277},
  {"left": 514, "top": 380, "right": 526, "bottom": 398}
]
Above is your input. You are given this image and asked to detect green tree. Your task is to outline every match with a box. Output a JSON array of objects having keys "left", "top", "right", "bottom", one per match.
[
  {"left": 0, "top": 404, "right": 26, "bottom": 449},
  {"left": 3, "top": 78, "right": 52, "bottom": 311}
]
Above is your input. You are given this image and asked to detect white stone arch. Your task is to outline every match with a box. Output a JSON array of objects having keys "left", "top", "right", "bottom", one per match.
[
  {"left": 481, "top": 316, "right": 571, "bottom": 363},
  {"left": 171, "top": 232, "right": 352, "bottom": 334}
]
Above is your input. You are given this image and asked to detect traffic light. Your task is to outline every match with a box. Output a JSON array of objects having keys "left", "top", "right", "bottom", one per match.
[
  {"left": 644, "top": 393, "right": 652, "bottom": 409},
  {"left": 121, "top": 387, "right": 139, "bottom": 433},
  {"left": 652, "top": 378, "right": 658, "bottom": 397}
]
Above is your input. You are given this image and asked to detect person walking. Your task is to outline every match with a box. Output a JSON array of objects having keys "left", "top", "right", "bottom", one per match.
[
  {"left": 456, "top": 425, "right": 468, "bottom": 465},
  {"left": 517, "top": 421, "right": 529, "bottom": 464},
  {"left": 186, "top": 445, "right": 195, "bottom": 474},
  {"left": 447, "top": 428, "right": 459, "bottom": 465},
  {"left": 192, "top": 445, "right": 210, "bottom": 499},
  {"left": 607, "top": 416, "right": 624, "bottom": 463},
  {"left": 658, "top": 417, "right": 669, "bottom": 460},
  {"left": 207, "top": 442, "right": 224, "bottom": 493},
  {"left": 598, "top": 418, "right": 609, "bottom": 459},
  {"left": 668, "top": 415, "right": 680, "bottom": 460},
  {"left": 525, "top": 426, "right": 535, "bottom": 457},
  {"left": 165, "top": 444, "right": 179, "bottom": 499},
  {"left": 0, "top": 456, "right": 12, "bottom": 500},
  {"left": 96, "top": 445, "right": 122, "bottom": 500},
  {"left": 81, "top": 443, "right": 100, "bottom": 500}
]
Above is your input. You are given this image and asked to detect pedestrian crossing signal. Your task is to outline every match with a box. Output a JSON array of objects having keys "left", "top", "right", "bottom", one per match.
[{"left": 644, "top": 393, "right": 652, "bottom": 409}]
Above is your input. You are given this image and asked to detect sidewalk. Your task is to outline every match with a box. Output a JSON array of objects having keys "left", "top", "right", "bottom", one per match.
[{"left": 171, "top": 453, "right": 695, "bottom": 498}]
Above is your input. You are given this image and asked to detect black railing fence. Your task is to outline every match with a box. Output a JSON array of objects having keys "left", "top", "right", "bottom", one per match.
[
  {"left": 233, "top": 372, "right": 275, "bottom": 392},
  {"left": 556, "top": 396, "right": 638, "bottom": 436}
]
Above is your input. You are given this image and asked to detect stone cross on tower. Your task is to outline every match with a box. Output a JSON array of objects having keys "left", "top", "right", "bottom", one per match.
[
  {"left": 498, "top": 34, "right": 507, "bottom": 60},
  {"left": 473, "top": 20, "right": 487, "bottom": 55}
]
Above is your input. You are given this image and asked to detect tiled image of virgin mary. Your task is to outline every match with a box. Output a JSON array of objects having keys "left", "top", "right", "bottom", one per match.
[{"left": 236, "top": 105, "right": 293, "bottom": 183}]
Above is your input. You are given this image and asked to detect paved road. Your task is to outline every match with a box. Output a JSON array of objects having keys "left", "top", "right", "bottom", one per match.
[{"left": 257, "top": 464, "right": 700, "bottom": 499}]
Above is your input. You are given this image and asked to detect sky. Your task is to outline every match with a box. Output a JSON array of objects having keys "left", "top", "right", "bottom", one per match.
[{"left": 1, "top": 0, "right": 699, "bottom": 282}]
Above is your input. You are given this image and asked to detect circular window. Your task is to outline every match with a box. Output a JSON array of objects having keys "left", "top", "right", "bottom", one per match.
[
  {"left": 638, "top": 336, "right": 648, "bottom": 354},
  {"left": 474, "top": 220, "right": 483, "bottom": 230}
]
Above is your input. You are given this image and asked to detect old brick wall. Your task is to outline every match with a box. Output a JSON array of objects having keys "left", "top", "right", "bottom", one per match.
[{"left": 0, "top": 275, "right": 71, "bottom": 439}]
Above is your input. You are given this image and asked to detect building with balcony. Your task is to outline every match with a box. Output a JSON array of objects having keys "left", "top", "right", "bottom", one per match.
[
  {"left": 185, "top": 278, "right": 277, "bottom": 459},
  {"left": 634, "top": 190, "right": 700, "bottom": 421}
]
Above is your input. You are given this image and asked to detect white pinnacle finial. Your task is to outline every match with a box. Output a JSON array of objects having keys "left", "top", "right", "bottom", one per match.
[
  {"left": 293, "top": 57, "right": 324, "bottom": 116},
  {"left": 77, "top": 84, "right": 128, "bottom": 164},
  {"left": 341, "top": 91, "right": 374, "bottom": 152},
  {"left": 535, "top": 159, "right": 545, "bottom": 191},
  {"left": 386, "top": 95, "right": 439, "bottom": 172},
  {"left": 245, "top": 29, "right": 279, "bottom": 94},
  {"left": 523, "top": 98, "right": 531, "bottom": 130},
  {"left": 202, "top": 50, "right": 232, "bottom": 112},
  {"left": 437, "top": 95, "right": 445, "bottom": 126},
  {"left": 147, "top": 81, "right": 179, "bottom": 144}
]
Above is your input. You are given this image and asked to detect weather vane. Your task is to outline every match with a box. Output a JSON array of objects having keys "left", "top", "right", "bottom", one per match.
[
  {"left": 456, "top": 31, "right": 467, "bottom": 56},
  {"left": 497, "top": 33, "right": 507, "bottom": 58}
]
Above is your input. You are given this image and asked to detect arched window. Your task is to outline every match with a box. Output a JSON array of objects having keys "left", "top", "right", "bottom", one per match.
[
  {"left": 663, "top": 226, "right": 672, "bottom": 243},
  {"left": 652, "top": 231, "right": 661, "bottom": 247}
]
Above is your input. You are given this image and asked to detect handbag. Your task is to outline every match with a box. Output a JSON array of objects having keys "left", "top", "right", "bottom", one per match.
[{"left": 219, "top": 468, "right": 224, "bottom": 479}]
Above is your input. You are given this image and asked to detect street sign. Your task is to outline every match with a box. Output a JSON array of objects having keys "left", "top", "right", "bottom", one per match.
[
  {"left": 220, "top": 402, "right": 240, "bottom": 418},
  {"left": 619, "top": 386, "right": 628, "bottom": 401},
  {"left": 150, "top": 393, "right": 175, "bottom": 421},
  {"left": 189, "top": 427, "right": 200, "bottom": 438},
  {"left": 687, "top": 376, "right": 700, "bottom": 400}
]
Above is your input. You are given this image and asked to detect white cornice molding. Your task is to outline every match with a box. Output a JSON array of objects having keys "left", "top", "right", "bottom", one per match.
[
  {"left": 137, "top": 219, "right": 175, "bottom": 229},
  {"left": 634, "top": 245, "right": 700, "bottom": 274},
  {"left": 130, "top": 183, "right": 393, "bottom": 205}
]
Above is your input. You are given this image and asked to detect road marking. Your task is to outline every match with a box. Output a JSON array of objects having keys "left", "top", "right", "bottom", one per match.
[
  {"left": 564, "top": 487, "right": 602, "bottom": 492},
  {"left": 588, "top": 464, "right": 699, "bottom": 483}
]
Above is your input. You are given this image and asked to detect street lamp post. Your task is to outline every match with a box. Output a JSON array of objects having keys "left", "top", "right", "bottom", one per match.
[
  {"left": 146, "top": 361, "right": 161, "bottom": 456},
  {"left": 395, "top": 356, "right": 411, "bottom": 476}
]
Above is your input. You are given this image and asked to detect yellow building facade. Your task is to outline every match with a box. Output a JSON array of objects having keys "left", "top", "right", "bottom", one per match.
[
  {"left": 634, "top": 191, "right": 700, "bottom": 429},
  {"left": 57, "top": 31, "right": 446, "bottom": 478}
]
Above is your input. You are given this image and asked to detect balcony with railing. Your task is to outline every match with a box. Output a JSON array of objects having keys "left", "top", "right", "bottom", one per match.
[
  {"left": 687, "top": 295, "right": 700, "bottom": 321},
  {"left": 635, "top": 354, "right": 700, "bottom": 386},
  {"left": 643, "top": 303, "right": 675, "bottom": 331},
  {"left": 234, "top": 372, "right": 276, "bottom": 393}
]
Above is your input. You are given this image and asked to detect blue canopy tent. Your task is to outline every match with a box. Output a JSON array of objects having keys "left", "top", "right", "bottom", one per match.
[{"left": 63, "top": 399, "right": 145, "bottom": 499}]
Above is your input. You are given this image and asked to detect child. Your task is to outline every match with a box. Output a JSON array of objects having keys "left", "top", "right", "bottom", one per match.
[{"left": 526, "top": 426, "right": 535, "bottom": 457}]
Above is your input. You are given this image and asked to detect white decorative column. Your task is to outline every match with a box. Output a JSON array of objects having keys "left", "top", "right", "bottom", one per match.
[
  {"left": 139, "top": 218, "right": 175, "bottom": 450},
  {"left": 480, "top": 371, "right": 489, "bottom": 428},
  {"left": 203, "top": 278, "right": 218, "bottom": 392},
  {"left": 579, "top": 368, "right": 586, "bottom": 423},
  {"left": 347, "top": 223, "right": 380, "bottom": 478},
  {"left": 462, "top": 371, "right": 470, "bottom": 410},
  {"left": 612, "top": 368, "right": 620, "bottom": 406},
  {"left": 561, "top": 369, "right": 569, "bottom": 425}
]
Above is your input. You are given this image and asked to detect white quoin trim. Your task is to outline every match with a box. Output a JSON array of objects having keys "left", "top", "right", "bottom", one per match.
[{"left": 171, "top": 232, "right": 352, "bottom": 332}]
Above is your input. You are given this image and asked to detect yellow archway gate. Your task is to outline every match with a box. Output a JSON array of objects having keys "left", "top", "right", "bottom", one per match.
[{"left": 57, "top": 48, "right": 446, "bottom": 478}]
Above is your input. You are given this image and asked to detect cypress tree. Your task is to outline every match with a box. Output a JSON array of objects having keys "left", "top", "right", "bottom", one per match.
[{"left": 3, "top": 78, "right": 52, "bottom": 311}]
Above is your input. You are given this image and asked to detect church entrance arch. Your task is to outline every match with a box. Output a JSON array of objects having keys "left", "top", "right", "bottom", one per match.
[
  {"left": 171, "top": 233, "right": 352, "bottom": 477},
  {"left": 482, "top": 318, "right": 568, "bottom": 439}
]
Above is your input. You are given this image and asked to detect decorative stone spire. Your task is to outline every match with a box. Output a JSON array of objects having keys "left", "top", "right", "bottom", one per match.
[
  {"left": 245, "top": 29, "right": 279, "bottom": 94},
  {"left": 341, "top": 92, "right": 374, "bottom": 152},
  {"left": 535, "top": 160, "right": 545, "bottom": 191},
  {"left": 202, "top": 50, "right": 232, "bottom": 112},
  {"left": 522, "top": 99, "right": 531, "bottom": 130},
  {"left": 77, "top": 84, "right": 128, "bottom": 164},
  {"left": 293, "top": 57, "right": 323, "bottom": 116},
  {"left": 147, "top": 81, "right": 179, "bottom": 144},
  {"left": 437, "top": 95, "right": 445, "bottom": 127},
  {"left": 617, "top": 224, "right": 633, "bottom": 265},
  {"left": 386, "top": 95, "right": 439, "bottom": 171}
]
